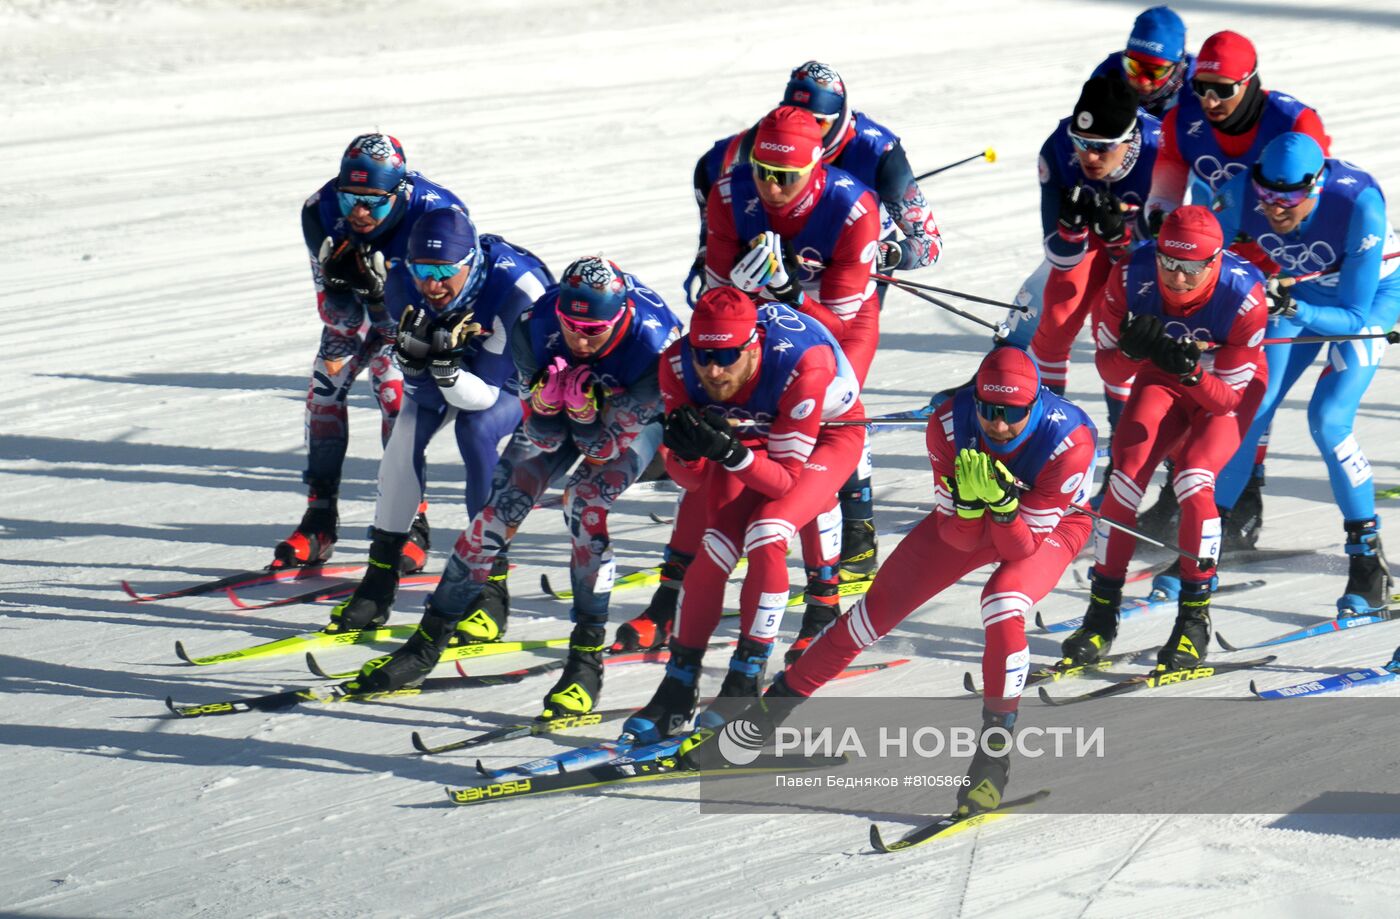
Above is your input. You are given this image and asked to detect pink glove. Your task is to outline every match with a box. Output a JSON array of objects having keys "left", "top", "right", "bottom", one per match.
[
  {"left": 562, "top": 365, "right": 606, "bottom": 424},
  {"left": 528, "top": 355, "right": 570, "bottom": 416}
]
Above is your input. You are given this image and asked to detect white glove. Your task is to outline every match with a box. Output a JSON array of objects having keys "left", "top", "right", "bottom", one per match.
[{"left": 730, "top": 231, "right": 788, "bottom": 293}]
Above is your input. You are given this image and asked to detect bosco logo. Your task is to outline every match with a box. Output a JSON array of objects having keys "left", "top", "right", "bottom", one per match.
[
  {"left": 695, "top": 333, "right": 732, "bottom": 343},
  {"left": 1160, "top": 238, "right": 1196, "bottom": 251},
  {"left": 982, "top": 384, "right": 1019, "bottom": 394},
  {"left": 759, "top": 141, "right": 797, "bottom": 153}
]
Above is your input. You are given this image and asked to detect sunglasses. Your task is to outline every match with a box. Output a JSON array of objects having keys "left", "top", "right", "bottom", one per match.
[
  {"left": 1251, "top": 163, "right": 1319, "bottom": 209},
  {"left": 409, "top": 255, "right": 473, "bottom": 282},
  {"left": 558, "top": 312, "right": 619, "bottom": 337},
  {"left": 1191, "top": 74, "right": 1253, "bottom": 102},
  {"left": 1156, "top": 250, "right": 1219, "bottom": 275},
  {"left": 336, "top": 190, "right": 395, "bottom": 219},
  {"left": 693, "top": 330, "right": 758, "bottom": 367},
  {"left": 1069, "top": 121, "right": 1136, "bottom": 154},
  {"left": 750, "top": 156, "right": 815, "bottom": 188},
  {"left": 974, "top": 398, "right": 1032, "bottom": 424},
  {"left": 1122, "top": 54, "right": 1174, "bottom": 85}
]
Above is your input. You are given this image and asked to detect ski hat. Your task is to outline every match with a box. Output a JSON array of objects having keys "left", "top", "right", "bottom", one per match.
[
  {"left": 556, "top": 256, "right": 629, "bottom": 323},
  {"left": 752, "top": 105, "right": 825, "bottom": 170},
  {"left": 1158, "top": 205, "right": 1223, "bottom": 260},
  {"left": 688, "top": 287, "right": 758, "bottom": 349},
  {"left": 1071, "top": 76, "right": 1139, "bottom": 139},
  {"left": 1196, "top": 31, "right": 1256, "bottom": 83},
  {"left": 337, "top": 133, "right": 407, "bottom": 193},
  {"left": 1256, "top": 132, "right": 1326, "bottom": 188},
  {"left": 407, "top": 207, "right": 478, "bottom": 264},
  {"left": 1126, "top": 6, "right": 1186, "bottom": 64},
  {"left": 975, "top": 346, "right": 1041, "bottom": 408},
  {"left": 782, "top": 61, "right": 853, "bottom": 158}
]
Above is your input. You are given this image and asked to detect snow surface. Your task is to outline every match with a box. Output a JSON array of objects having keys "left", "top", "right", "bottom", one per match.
[{"left": 5, "top": 1, "right": 1400, "bottom": 916}]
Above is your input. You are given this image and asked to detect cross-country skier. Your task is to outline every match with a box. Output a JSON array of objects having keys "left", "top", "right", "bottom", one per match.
[
  {"left": 615, "top": 105, "right": 881, "bottom": 663},
  {"left": 621, "top": 287, "right": 864, "bottom": 743},
  {"left": 274, "top": 133, "right": 467, "bottom": 570},
  {"left": 751, "top": 346, "right": 1098, "bottom": 817},
  {"left": 342, "top": 257, "right": 682, "bottom": 719},
  {"left": 1210, "top": 132, "right": 1400, "bottom": 616},
  {"left": 323, "top": 207, "right": 553, "bottom": 634},
  {"left": 1066, "top": 206, "right": 1266, "bottom": 670}
]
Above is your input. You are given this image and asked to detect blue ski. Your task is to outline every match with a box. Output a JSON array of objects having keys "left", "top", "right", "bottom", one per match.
[
  {"left": 1217, "top": 610, "right": 1394, "bottom": 652},
  {"left": 1036, "top": 579, "right": 1266, "bottom": 634},
  {"left": 1250, "top": 666, "right": 1398, "bottom": 699}
]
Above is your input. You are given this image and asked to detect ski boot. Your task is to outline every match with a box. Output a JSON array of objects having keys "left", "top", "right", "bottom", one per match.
[
  {"left": 1149, "top": 560, "right": 1218, "bottom": 602},
  {"left": 1136, "top": 473, "right": 1181, "bottom": 544},
  {"left": 343, "top": 604, "right": 457, "bottom": 693},
  {"left": 839, "top": 519, "right": 879, "bottom": 582},
  {"left": 1221, "top": 469, "right": 1264, "bottom": 556},
  {"left": 956, "top": 709, "right": 1016, "bottom": 816},
  {"left": 1337, "top": 519, "right": 1393, "bottom": 618},
  {"left": 539, "top": 623, "right": 606, "bottom": 719},
  {"left": 273, "top": 481, "right": 338, "bottom": 568},
  {"left": 1156, "top": 580, "right": 1212, "bottom": 670},
  {"left": 326, "top": 528, "right": 405, "bottom": 633},
  {"left": 1060, "top": 572, "right": 1122, "bottom": 665},
  {"left": 399, "top": 506, "right": 431, "bottom": 574},
  {"left": 610, "top": 552, "right": 690, "bottom": 652},
  {"left": 1386, "top": 646, "right": 1400, "bottom": 675},
  {"left": 697, "top": 636, "right": 774, "bottom": 729},
  {"left": 621, "top": 640, "right": 705, "bottom": 743},
  {"left": 785, "top": 577, "right": 840, "bottom": 665},
  {"left": 454, "top": 556, "right": 510, "bottom": 643}
]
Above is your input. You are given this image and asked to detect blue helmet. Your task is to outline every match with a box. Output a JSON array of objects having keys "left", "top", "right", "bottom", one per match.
[
  {"left": 782, "top": 61, "right": 852, "bottom": 159},
  {"left": 406, "top": 207, "right": 486, "bottom": 309},
  {"left": 337, "top": 133, "right": 407, "bottom": 193},
  {"left": 1255, "top": 132, "right": 1326, "bottom": 189}
]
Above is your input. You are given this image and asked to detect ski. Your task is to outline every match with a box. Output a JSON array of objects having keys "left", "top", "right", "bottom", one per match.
[
  {"left": 306, "top": 636, "right": 573, "bottom": 679},
  {"left": 1250, "top": 665, "right": 1400, "bottom": 700},
  {"left": 224, "top": 573, "right": 440, "bottom": 610},
  {"left": 164, "top": 661, "right": 564, "bottom": 718},
  {"left": 539, "top": 566, "right": 661, "bottom": 601},
  {"left": 869, "top": 790, "right": 1052, "bottom": 853},
  {"left": 412, "top": 705, "right": 644, "bottom": 756},
  {"left": 120, "top": 563, "right": 362, "bottom": 603},
  {"left": 1036, "top": 579, "right": 1265, "bottom": 634},
  {"left": 962, "top": 650, "right": 1144, "bottom": 694},
  {"left": 1217, "top": 608, "right": 1395, "bottom": 652},
  {"left": 446, "top": 735, "right": 844, "bottom": 807},
  {"left": 175, "top": 625, "right": 416, "bottom": 666},
  {"left": 1036, "top": 656, "right": 1276, "bottom": 705}
]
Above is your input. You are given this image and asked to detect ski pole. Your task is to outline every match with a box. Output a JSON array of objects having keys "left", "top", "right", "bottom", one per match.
[
  {"left": 1262, "top": 330, "right": 1399, "bottom": 346},
  {"left": 914, "top": 148, "right": 996, "bottom": 182},
  {"left": 884, "top": 278, "right": 1010, "bottom": 337},
  {"left": 1279, "top": 251, "right": 1400, "bottom": 286},
  {"left": 873, "top": 273, "right": 1028, "bottom": 313}
]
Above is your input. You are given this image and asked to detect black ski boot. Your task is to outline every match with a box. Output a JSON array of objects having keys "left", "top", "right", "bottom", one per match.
[
  {"left": 610, "top": 552, "right": 690, "bottom": 652},
  {"left": 343, "top": 604, "right": 457, "bottom": 693},
  {"left": 1337, "top": 519, "right": 1393, "bottom": 617},
  {"left": 1137, "top": 465, "right": 1181, "bottom": 544},
  {"left": 454, "top": 556, "right": 510, "bottom": 643},
  {"left": 785, "top": 577, "right": 841, "bottom": 665},
  {"left": 273, "top": 481, "right": 338, "bottom": 568},
  {"left": 1221, "top": 469, "right": 1263, "bottom": 555},
  {"left": 698, "top": 636, "right": 775, "bottom": 728},
  {"left": 839, "top": 518, "right": 879, "bottom": 582},
  {"left": 956, "top": 709, "right": 1016, "bottom": 816},
  {"left": 540, "top": 623, "right": 606, "bottom": 719},
  {"left": 1157, "top": 580, "right": 1212, "bottom": 670},
  {"left": 399, "top": 507, "right": 431, "bottom": 574},
  {"left": 326, "top": 528, "right": 406, "bottom": 633},
  {"left": 1060, "top": 573, "right": 1122, "bottom": 665},
  {"left": 621, "top": 640, "right": 705, "bottom": 743}
]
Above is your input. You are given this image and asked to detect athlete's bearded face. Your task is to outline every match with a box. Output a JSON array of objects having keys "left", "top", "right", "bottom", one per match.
[
  {"left": 976, "top": 412, "right": 1031, "bottom": 444},
  {"left": 340, "top": 184, "right": 395, "bottom": 234},
  {"left": 1261, "top": 194, "right": 1318, "bottom": 235},
  {"left": 694, "top": 346, "right": 760, "bottom": 403}
]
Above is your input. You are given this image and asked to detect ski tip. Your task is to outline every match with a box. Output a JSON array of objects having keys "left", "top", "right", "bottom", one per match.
[
  {"left": 174, "top": 641, "right": 193, "bottom": 664},
  {"left": 1033, "top": 610, "right": 1047, "bottom": 631},
  {"left": 1214, "top": 631, "right": 1239, "bottom": 652},
  {"left": 474, "top": 759, "right": 490, "bottom": 777},
  {"left": 962, "top": 671, "right": 977, "bottom": 694},
  {"left": 306, "top": 652, "right": 329, "bottom": 679},
  {"left": 1248, "top": 679, "right": 1261, "bottom": 697},
  {"left": 410, "top": 731, "right": 431, "bottom": 754},
  {"left": 163, "top": 696, "right": 179, "bottom": 714},
  {"left": 119, "top": 580, "right": 146, "bottom": 601},
  {"left": 224, "top": 586, "right": 251, "bottom": 609},
  {"left": 1035, "top": 686, "right": 1059, "bottom": 706},
  {"left": 869, "top": 823, "right": 889, "bottom": 853}
]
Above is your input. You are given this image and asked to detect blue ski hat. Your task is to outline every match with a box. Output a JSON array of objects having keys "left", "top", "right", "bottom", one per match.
[
  {"left": 407, "top": 207, "right": 486, "bottom": 306},
  {"left": 337, "top": 133, "right": 407, "bottom": 193},
  {"left": 1127, "top": 6, "right": 1186, "bottom": 63},
  {"left": 1256, "top": 132, "right": 1326, "bottom": 188},
  {"left": 557, "top": 256, "right": 629, "bottom": 323}
]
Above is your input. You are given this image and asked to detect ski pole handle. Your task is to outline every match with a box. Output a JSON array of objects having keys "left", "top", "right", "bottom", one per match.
[
  {"left": 914, "top": 148, "right": 996, "bottom": 182},
  {"left": 872, "top": 274, "right": 1028, "bottom": 313}
]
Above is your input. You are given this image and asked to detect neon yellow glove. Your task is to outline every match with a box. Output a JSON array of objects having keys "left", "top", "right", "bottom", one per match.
[{"left": 959, "top": 449, "right": 1019, "bottom": 519}]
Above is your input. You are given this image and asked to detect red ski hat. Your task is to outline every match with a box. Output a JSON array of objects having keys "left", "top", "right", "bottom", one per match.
[
  {"left": 689, "top": 287, "right": 758, "bottom": 349},
  {"left": 752, "top": 105, "right": 824, "bottom": 170},
  {"left": 1196, "top": 31, "right": 1257, "bottom": 83},
  {"left": 975, "top": 347, "right": 1041, "bottom": 407},
  {"left": 1158, "top": 205, "right": 1223, "bottom": 261}
]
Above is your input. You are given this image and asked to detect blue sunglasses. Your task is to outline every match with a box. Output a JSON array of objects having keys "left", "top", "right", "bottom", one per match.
[
  {"left": 336, "top": 190, "right": 395, "bottom": 219},
  {"left": 974, "top": 398, "right": 1032, "bottom": 424},
  {"left": 693, "top": 330, "right": 758, "bottom": 367},
  {"left": 409, "top": 255, "right": 473, "bottom": 282}
]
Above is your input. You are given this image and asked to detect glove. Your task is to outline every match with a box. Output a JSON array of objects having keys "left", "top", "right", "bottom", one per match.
[
  {"left": 731, "top": 231, "right": 802, "bottom": 305},
  {"left": 1089, "top": 189, "right": 1130, "bottom": 250},
  {"left": 1151, "top": 337, "right": 1201, "bottom": 381},
  {"left": 349, "top": 246, "right": 387, "bottom": 304},
  {"left": 429, "top": 310, "right": 484, "bottom": 389},
  {"left": 945, "top": 451, "right": 985, "bottom": 520},
  {"left": 317, "top": 237, "right": 358, "bottom": 295},
  {"left": 662, "top": 405, "right": 748, "bottom": 468},
  {"left": 1266, "top": 278, "right": 1298, "bottom": 318},
  {"left": 957, "top": 449, "right": 1019, "bottom": 519},
  {"left": 877, "top": 239, "right": 903, "bottom": 273},
  {"left": 684, "top": 249, "right": 706, "bottom": 309},
  {"left": 528, "top": 355, "right": 571, "bottom": 416},
  {"left": 394, "top": 305, "right": 435, "bottom": 374},
  {"left": 1118, "top": 312, "right": 1164, "bottom": 362},
  {"left": 1146, "top": 208, "right": 1166, "bottom": 240},
  {"left": 561, "top": 365, "right": 608, "bottom": 424},
  {"left": 662, "top": 404, "right": 707, "bottom": 462},
  {"left": 1057, "top": 185, "right": 1092, "bottom": 242}
]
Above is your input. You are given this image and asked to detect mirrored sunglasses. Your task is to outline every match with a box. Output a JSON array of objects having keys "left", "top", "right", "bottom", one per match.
[{"left": 974, "top": 398, "right": 1032, "bottom": 424}]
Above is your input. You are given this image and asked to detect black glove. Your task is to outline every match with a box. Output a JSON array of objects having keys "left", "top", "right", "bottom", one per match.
[
  {"left": 662, "top": 405, "right": 748, "bottom": 467},
  {"left": 684, "top": 249, "right": 706, "bottom": 309},
  {"left": 1057, "top": 185, "right": 1092, "bottom": 239},
  {"left": 349, "top": 246, "right": 386, "bottom": 303},
  {"left": 877, "top": 239, "right": 903, "bottom": 273},
  {"left": 767, "top": 238, "right": 804, "bottom": 306},
  {"left": 1146, "top": 208, "right": 1166, "bottom": 240},
  {"left": 317, "top": 237, "right": 359, "bottom": 295},
  {"left": 1266, "top": 279, "right": 1298, "bottom": 318},
  {"left": 1118, "top": 312, "right": 1164, "bottom": 362},
  {"left": 428, "top": 310, "right": 484, "bottom": 388},
  {"left": 394, "top": 305, "right": 435, "bottom": 374},
  {"left": 1090, "top": 189, "right": 1129, "bottom": 248},
  {"left": 1151, "top": 337, "right": 1200, "bottom": 379}
]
